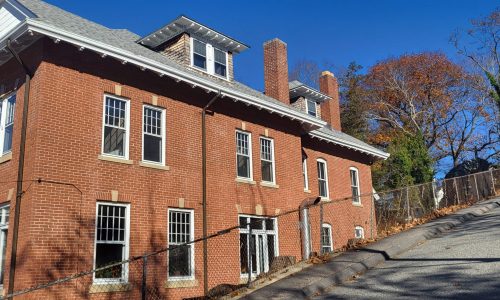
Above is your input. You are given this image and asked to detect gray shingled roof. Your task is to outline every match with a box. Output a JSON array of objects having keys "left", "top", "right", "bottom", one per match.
[{"left": 14, "top": 0, "right": 388, "bottom": 159}]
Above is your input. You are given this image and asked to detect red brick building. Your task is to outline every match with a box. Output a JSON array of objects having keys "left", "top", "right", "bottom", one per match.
[{"left": 0, "top": 0, "right": 388, "bottom": 298}]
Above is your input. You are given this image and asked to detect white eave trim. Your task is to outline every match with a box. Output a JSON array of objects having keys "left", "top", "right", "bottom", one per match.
[
  {"left": 5, "top": 20, "right": 324, "bottom": 129},
  {"left": 310, "top": 130, "right": 390, "bottom": 160}
]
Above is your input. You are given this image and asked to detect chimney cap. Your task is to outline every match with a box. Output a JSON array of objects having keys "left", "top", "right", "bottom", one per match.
[
  {"left": 321, "top": 70, "right": 335, "bottom": 78},
  {"left": 263, "top": 38, "right": 287, "bottom": 47}
]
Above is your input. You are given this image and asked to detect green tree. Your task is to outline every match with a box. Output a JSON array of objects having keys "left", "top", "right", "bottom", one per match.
[
  {"left": 339, "top": 62, "right": 368, "bottom": 141},
  {"left": 373, "top": 132, "right": 433, "bottom": 190}
]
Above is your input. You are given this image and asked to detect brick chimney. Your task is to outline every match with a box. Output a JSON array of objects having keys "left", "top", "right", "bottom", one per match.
[
  {"left": 319, "top": 71, "right": 341, "bottom": 131},
  {"left": 263, "top": 38, "right": 289, "bottom": 104}
]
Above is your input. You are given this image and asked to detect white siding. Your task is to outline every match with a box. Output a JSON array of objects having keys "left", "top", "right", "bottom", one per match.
[{"left": 0, "top": 2, "right": 26, "bottom": 41}]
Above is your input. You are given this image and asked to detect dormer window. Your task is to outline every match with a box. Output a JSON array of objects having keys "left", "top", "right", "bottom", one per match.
[
  {"left": 191, "top": 38, "right": 228, "bottom": 79},
  {"left": 306, "top": 99, "right": 317, "bottom": 117},
  {"left": 192, "top": 39, "right": 207, "bottom": 70},
  {"left": 214, "top": 48, "right": 227, "bottom": 77}
]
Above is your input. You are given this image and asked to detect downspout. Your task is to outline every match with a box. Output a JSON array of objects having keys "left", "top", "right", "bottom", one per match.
[
  {"left": 6, "top": 38, "right": 33, "bottom": 297},
  {"left": 202, "top": 90, "right": 221, "bottom": 296},
  {"left": 299, "top": 197, "right": 321, "bottom": 260}
]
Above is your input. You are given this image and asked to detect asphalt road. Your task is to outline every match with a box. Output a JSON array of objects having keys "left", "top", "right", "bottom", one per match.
[{"left": 316, "top": 206, "right": 500, "bottom": 300}]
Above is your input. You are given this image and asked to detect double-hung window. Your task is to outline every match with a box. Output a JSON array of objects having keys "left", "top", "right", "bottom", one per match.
[
  {"left": 321, "top": 223, "right": 333, "bottom": 254},
  {"left": 350, "top": 167, "right": 361, "bottom": 204},
  {"left": 192, "top": 39, "right": 207, "bottom": 70},
  {"left": 191, "top": 38, "right": 229, "bottom": 79},
  {"left": 317, "top": 159, "right": 329, "bottom": 198},
  {"left": 0, "top": 93, "right": 16, "bottom": 156},
  {"left": 214, "top": 48, "right": 227, "bottom": 78},
  {"left": 168, "top": 209, "right": 194, "bottom": 280},
  {"left": 142, "top": 105, "right": 165, "bottom": 164},
  {"left": 102, "top": 95, "right": 129, "bottom": 159},
  {"left": 236, "top": 131, "right": 252, "bottom": 180},
  {"left": 94, "top": 203, "right": 129, "bottom": 283},
  {"left": 0, "top": 205, "right": 9, "bottom": 287},
  {"left": 302, "top": 154, "right": 309, "bottom": 191},
  {"left": 355, "top": 226, "right": 364, "bottom": 239},
  {"left": 306, "top": 99, "right": 317, "bottom": 117},
  {"left": 260, "top": 137, "right": 275, "bottom": 183}
]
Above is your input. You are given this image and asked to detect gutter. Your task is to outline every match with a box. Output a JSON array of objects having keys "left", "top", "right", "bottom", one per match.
[
  {"left": 201, "top": 90, "right": 221, "bottom": 296},
  {"left": 21, "top": 20, "right": 325, "bottom": 129},
  {"left": 6, "top": 38, "right": 33, "bottom": 298}
]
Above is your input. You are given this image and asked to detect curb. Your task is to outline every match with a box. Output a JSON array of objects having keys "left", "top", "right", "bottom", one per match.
[{"left": 301, "top": 199, "right": 500, "bottom": 298}]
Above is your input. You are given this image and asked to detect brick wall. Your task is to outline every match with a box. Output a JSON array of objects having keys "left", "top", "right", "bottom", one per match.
[{"left": 0, "top": 38, "right": 376, "bottom": 299}]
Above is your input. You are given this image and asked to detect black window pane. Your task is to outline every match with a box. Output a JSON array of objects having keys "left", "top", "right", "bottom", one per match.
[
  {"left": 215, "top": 63, "right": 226, "bottom": 77},
  {"left": 250, "top": 218, "right": 263, "bottom": 230},
  {"left": 261, "top": 161, "right": 273, "bottom": 182},
  {"left": 193, "top": 54, "right": 206, "bottom": 70},
  {"left": 319, "top": 181, "right": 327, "bottom": 197},
  {"left": 169, "top": 245, "right": 191, "bottom": 277},
  {"left": 144, "top": 134, "right": 162, "bottom": 162},
  {"left": 103, "top": 127, "right": 125, "bottom": 156},
  {"left": 95, "top": 244, "right": 124, "bottom": 279},
  {"left": 237, "top": 155, "right": 250, "bottom": 178},
  {"left": 239, "top": 217, "right": 248, "bottom": 228},
  {"left": 265, "top": 219, "right": 274, "bottom": 231},
  {"left": 267, "top": 235, "right": 275, "bottom": 267},
  {"left": 240, "top": 234, "right": 248, "bottom": 273}
]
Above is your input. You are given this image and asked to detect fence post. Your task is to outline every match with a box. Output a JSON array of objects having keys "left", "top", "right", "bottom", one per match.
[
  {"left": 406, "top": 186, "right": 410, "bottom": 222},
  {"left": 454, "top": 178, "right": 460, "bottom": 204},
  {"left": 319, "top": 202, "right": 323, "bottom": 254},
  {"left": 490, "top": 169, "right": 496, "bottom": 196},
  {"left": 142, "top": 255, "right": 147, "bottom": 300},
  {"left": 473, "top": 173, "right": 480, "bottom": 202}
]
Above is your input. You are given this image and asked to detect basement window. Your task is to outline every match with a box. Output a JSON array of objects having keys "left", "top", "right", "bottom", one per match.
[
  {"left": 321, "top": 223, "right": 332, "bottom": 253},
  {"left": 94, "top": 203, "right": 129, "bottom": 283},
  {"left": 142, "top": 105, "right": 166, "bottom": 164},
  {"left": 355, "top": 226, "right": 365, "bottom": 239},
  {"left": 102, "top": 95, "right": 130, "bottom": 159},
  {"left": 0, "top": 93, "right": 16, "bottom": 156},
  {"left": 168, "top": 209, "right": 194, "bottom": 280}
]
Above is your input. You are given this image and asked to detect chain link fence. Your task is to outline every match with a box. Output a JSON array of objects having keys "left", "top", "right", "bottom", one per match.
[{"left": 3, "top": 169, "right": 499, "bottom": 300}]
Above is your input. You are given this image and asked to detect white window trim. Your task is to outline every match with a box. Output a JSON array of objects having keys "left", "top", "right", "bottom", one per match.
[
  {"left": 236, "top": 130, "right": 253, "bottom": 181},
  {"left": 238, "top": 214, "right": 279, "bottom": 277},
  {"left": 355, "top": 226, "right": 365, "bottom": 239},
  {"left": 306, "top": 98, "right": 317, "bottom": 117},
  {"left": 0, "top": 203, "right": 9, "bottom": 289},
  {"left": 260, "top": 137, "right": 276, "bottom": 184},
  {"left": 317, "top": 158, "right": 329, "bottom": 199},
  {"left": 190, "top": 37, "right": 229, "bottom": 81},
  {"left": 0, "top": 92, "right": 15, "bottom": 157},
  {"left": 141, "top": 105, "right": 166, "bottom": 166},
  {"left": 101, "top": 94, "right": 130, "bottom": 160},
  {"left": 302, "top": 155, "right": 309, "bottom": 191},
  {"left": 321, "top": 223, "right": 333, "bottom": 253},
  {"left": 92, "top": 202, "right": 130, "bottom": 284},
  {"left": 167, "top": 208, "right": 195, "bottom": 281},
  {"left": 350, "top": 167, "right": 361, "bottom": 205}
]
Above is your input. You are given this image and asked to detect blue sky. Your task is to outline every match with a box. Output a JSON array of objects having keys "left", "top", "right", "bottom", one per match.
[
  {"left": 35, "top": 0, "right": 497, "bottom": 176},
  {"left": 43, "top": 0, "right": 498, "bottom": 91}
]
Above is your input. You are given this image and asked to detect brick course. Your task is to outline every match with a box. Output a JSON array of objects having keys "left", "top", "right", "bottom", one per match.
[{"left": 0, "top": 38, "right": 377, "bottom": 299}]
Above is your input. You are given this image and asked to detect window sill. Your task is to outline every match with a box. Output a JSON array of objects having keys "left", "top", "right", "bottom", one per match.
[
  {"left": 235, "top": 178, "right": 256, "bottom": 185},
  {"left": 320, "top": 197, "right": 331, "bottom": 203},
  {"left": 139, "top": 161, "right": 170, "bottom": 171},
  {"left": 352, "top": 202, "right": 363, "bottom": 207},
  {"left": 260, "top": 181, "right": 279, "bottom": 189},
  {"left": 89, "top": 283, "right": 130, "bottom": 294},
  {"left": 98, "top": 155, "right": 133, "bottom": 165},
  {"left": 0, "top": 152, "right": 12, "bottom": 164},
  {"left": 164, "top": 279, "right": 199, "bottom": 289},
  {"left": 304, "top": 189, "right": 311, "bottom": 194}
]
